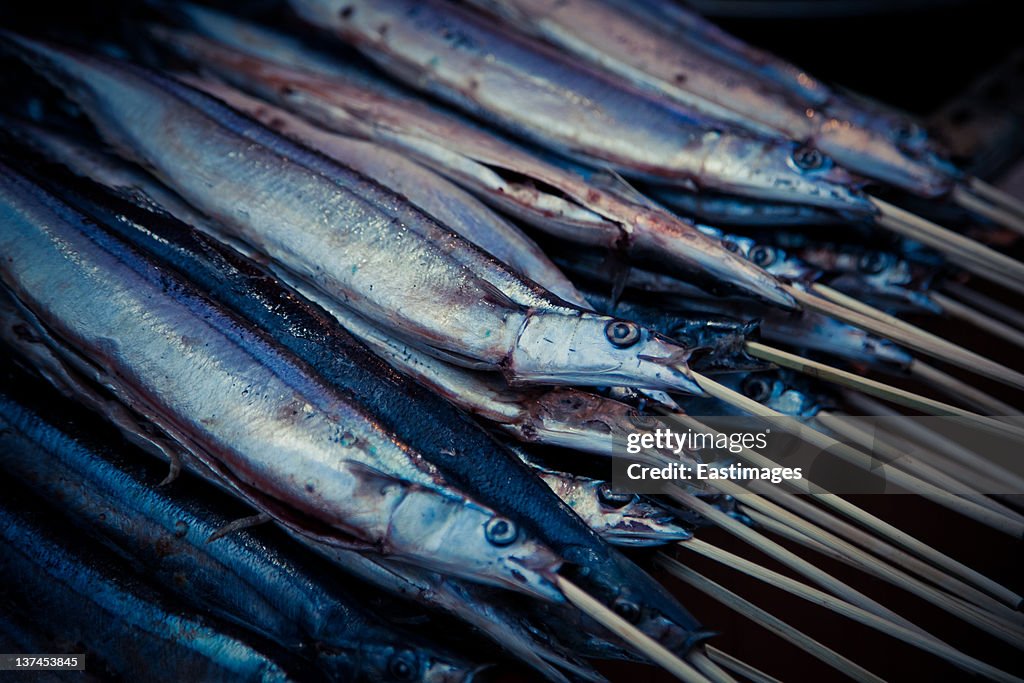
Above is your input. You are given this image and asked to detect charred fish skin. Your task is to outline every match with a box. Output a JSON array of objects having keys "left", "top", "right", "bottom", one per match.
[
  {"left": 287, "top": 0, "right": 872, "bottom": 214},
  {"left": 5, "top": 34, "right": 709, "bottom": 395},
  {"left": 0, "top": 162, "right": 565, "bottom": 601},
  {"left": 0, "top": 486, "right": 310, "bottom": 683},
  {"left": 0, "top": 376, "right": 483, "bottom": 683},
  {"left": 30, "top": 164, "right": 710, "bottom": 653}
]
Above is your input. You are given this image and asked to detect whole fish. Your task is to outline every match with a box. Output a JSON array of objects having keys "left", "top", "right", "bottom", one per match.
[
  {"left": 0, "top": 162, "right": 563, "bottom": 601},
  {"left": 462, "top": 0, "right": 954, "bottom": 196},
  {"left": 286, "top": 0, "right": 871, "bottom": 213},
  {"left": 0, "top": 488, "right": 310, "bottom": 683},
  {"left": 147, "top": 7, "right": 797, "bottom": 309},
  {"left": 623, "top": 0, "right": 950, "bottom": 164},
  {"left": 4, "top": 35, "right": 711, "bottom": 397},
  {"left": 514, "top": 448, "right": 693, "bottom": 547},
  {"left": 0, "top": 381, "right": 484, "bottom": 683},
  {"left": 14, "top": 163, "right": 709, "bottom": 654}
]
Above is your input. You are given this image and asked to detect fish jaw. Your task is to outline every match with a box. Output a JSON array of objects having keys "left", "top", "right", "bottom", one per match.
[
  {"left": 384, "top": 489, "right": 563, "bottom": 602},
  {"left": 507, "top": 311, "right": 704, "bottom": 395},
  {"left": 698, "top": 132, "right": 875, "bottom": 214},
  {"left": 632, "top": 210, "right": 797, "bottom": 310},
  {"left": 814, "top": 102, "right": 957, "bottom": 198}
]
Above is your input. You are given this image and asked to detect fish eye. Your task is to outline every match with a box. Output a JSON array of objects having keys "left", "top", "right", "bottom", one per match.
[
  {"left": 387, "top": 651, "right": 418, "bottom": 682},
  {"left": 484, "top": 517, "right": 518, "bottom": 546},
  {"left": 598, "top": 483, "right": 636, "bottom": 509},
  {"left": 748, "top": 245, "right": 777, "bottom": 267},
  {"left": 791, "top": 146, "right": 825, "bottom": 171},
  {"left": 612, "top": 596, "right": 641, "bottom": 623},
  {"left": 741, "top": 376, "right": 773, "bottom": 403},
  {"left": 722, "top": 240, "right": 741, "bottom": 253},
  {"left": 605, "top": 320, "right": 642, "bottom": 348},
  {"left": 857, "top": 251, "right": 890, "bottom": 274}
]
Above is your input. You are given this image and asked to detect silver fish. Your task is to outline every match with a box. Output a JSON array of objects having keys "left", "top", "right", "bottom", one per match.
[
  {"left": 469, "top": 0, "right": 953, "bottom": 195},
  {"left": 0, "top": 162, "right": 563, "bottom": 601},
  {"left": 148, "top": 10, "right": 797, "bottom": 309},
  {"left": 286, "top": 0, "right": 872, "bottom": 212},
  {"left": 5, "top": 35, "right": 708, "bottom": 396}
]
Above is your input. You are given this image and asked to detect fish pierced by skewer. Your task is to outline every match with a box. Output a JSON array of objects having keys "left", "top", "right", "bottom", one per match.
[
  {"left": 0, "top": 382, "right": 485, "bottom": 683},
  {"left": 7, "top": 159, "right": 712, "bottom": 655},
  {"left": 146, "top": 7, "right": 796, "bottom": 309},
  {"left": 0, "top": 162, "right": 564, "bottom": 601}
]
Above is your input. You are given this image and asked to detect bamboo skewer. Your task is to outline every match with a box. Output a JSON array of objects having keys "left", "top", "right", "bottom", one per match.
[{"left": 659, "top": 556, "right": 886, "bottom": 683}]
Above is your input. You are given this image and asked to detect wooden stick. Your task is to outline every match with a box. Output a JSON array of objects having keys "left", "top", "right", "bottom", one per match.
[
  {"left": 743, "top": 342, "right": 976, "bottom": 417},
  {"left": 909, "top": 360, "right": 1019, "bottom": 417},
  {"left": 805, "top": 282, "right": 1024, "bottom": 394},
  {"left": 870, "top": 196, "right": 1024, "bottom": 295},
  {"left": 705, "top": 646, "right": 783, "bottom": 683},
  {"left": 968, "top": 177, "right": 1024, "bottom": 219},
  {"left": 554, "top": 575, "right": 711, "bottom": 683},
  {"left": 842, "top": 392, "right": 1024, "bottom": 493},
  {"left": 943, "top": 281, "right": 1024, "bottom": 331},
  {"left": 688, "top": 649, "right": 737, "bottom": 683},
  {"left": 666, "top": 485, "right": 921, "bottom": 633},
  {"left": 688, "top": 374, "right": 1024, "bottom": 606},
  {"left": 659, "top": 556, "right": 886, "bottom": 683},
  {"left": 812, "top": 411, "right": 1024, "bottom": 536},
  {"left": 668, "top": 545, "right": 1023, "bottom": 682},
  {"left": 953, "top": 184, "right": 1024, "bottom": 236},
  {"left": 739, "top": 501, "right": 1024, "bottom": 646},
  {"left": 932, "top": 291, "right": 1024, "bottom": 350}
]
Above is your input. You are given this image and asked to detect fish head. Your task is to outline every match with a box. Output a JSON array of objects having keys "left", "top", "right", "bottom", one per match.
[
  {"left": 700, "top": 132, "right": 874, "bottom": 214},
  {"left": 813, "top": 103, "right": 957, "bottom": 198},
  {"left": 585, "top": 481, "right": 694, "bottom": 547},
  {"left": 719, "top": 233, "right": 818, "bottom": 283},
  {"left": 508, "top": 311, "right": 705, "bottom": 395}
]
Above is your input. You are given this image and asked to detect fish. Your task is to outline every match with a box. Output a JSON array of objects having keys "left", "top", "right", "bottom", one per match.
[
  {"left": 146, "top": 7, "right": 798, "bottom": 308},
  {"left": 0, "top": 160, "right": 564, "bottom": 601},
  {"left": 3, "top": 34, "right": 709, "bottom": 396},
  {"left": 0, "top": 378, "right": 485, "bottom": 683},
  {"left": 285, "top": 0, "right": 872, "bottom": 213},
  {"left": 0, "top": 487, "right": 311, "bottom": 683},
  {"left": 462, "top": 0, "right": 954, "bottom": 196},
  {"left": 514, "top": 448, "right": 693, "bottom": 546},
  {"left": 10, "top": 161, "right": 711, "bottom": 655}
]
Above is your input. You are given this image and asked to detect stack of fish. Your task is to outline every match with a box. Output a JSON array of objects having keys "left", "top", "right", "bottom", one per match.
[{"left": 0, "top": 1, "right": 1022, "bottom": 681}]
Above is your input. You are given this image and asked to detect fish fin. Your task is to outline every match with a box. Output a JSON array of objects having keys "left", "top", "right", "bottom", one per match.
[
  {"left": 588, "top": 168, "right": 663, "bottom": 211},
  {"left": 159, "top": 452, "right": 182, "bottom": 486},
  {"left": 206, "top": 512, "right": 272, "bottom": 543}
]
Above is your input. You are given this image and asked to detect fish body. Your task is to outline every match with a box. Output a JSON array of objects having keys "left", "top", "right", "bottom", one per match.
[
  {"left": 465, "top": 0, "right": 955, "bottom": 196},
  {"left": 0, "top": 381, "right": 482, "bottom": 683},
  {"left": 287, "top": 0, "right": 872, "bottom": 213},
  {"left": 5, "top": 34, "right": 708, "bottom": 394},
  {"left": 0, "top": 162, "right": 562, "bottom": 599},
  {"left": 0, "top": 489, "right": 307, "bottom": 683},
  {"left": 10, "top": 163, "right": 709, "bottom": 654}
]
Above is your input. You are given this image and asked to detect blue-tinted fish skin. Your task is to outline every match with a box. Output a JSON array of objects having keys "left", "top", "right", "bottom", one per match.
[
  {"left": 0, "top": 374, "right": 481, "bottom": 683},
  {"left": 23, "top": 166, "right": 709, "bottom": 654},
  {"left": 0, "top": 487, "right": 308, "bottom": 683}
]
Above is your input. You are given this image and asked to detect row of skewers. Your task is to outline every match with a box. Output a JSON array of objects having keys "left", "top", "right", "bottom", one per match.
[{"left": 1, "top": 0, "right": 1023, "bottom": 681}]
